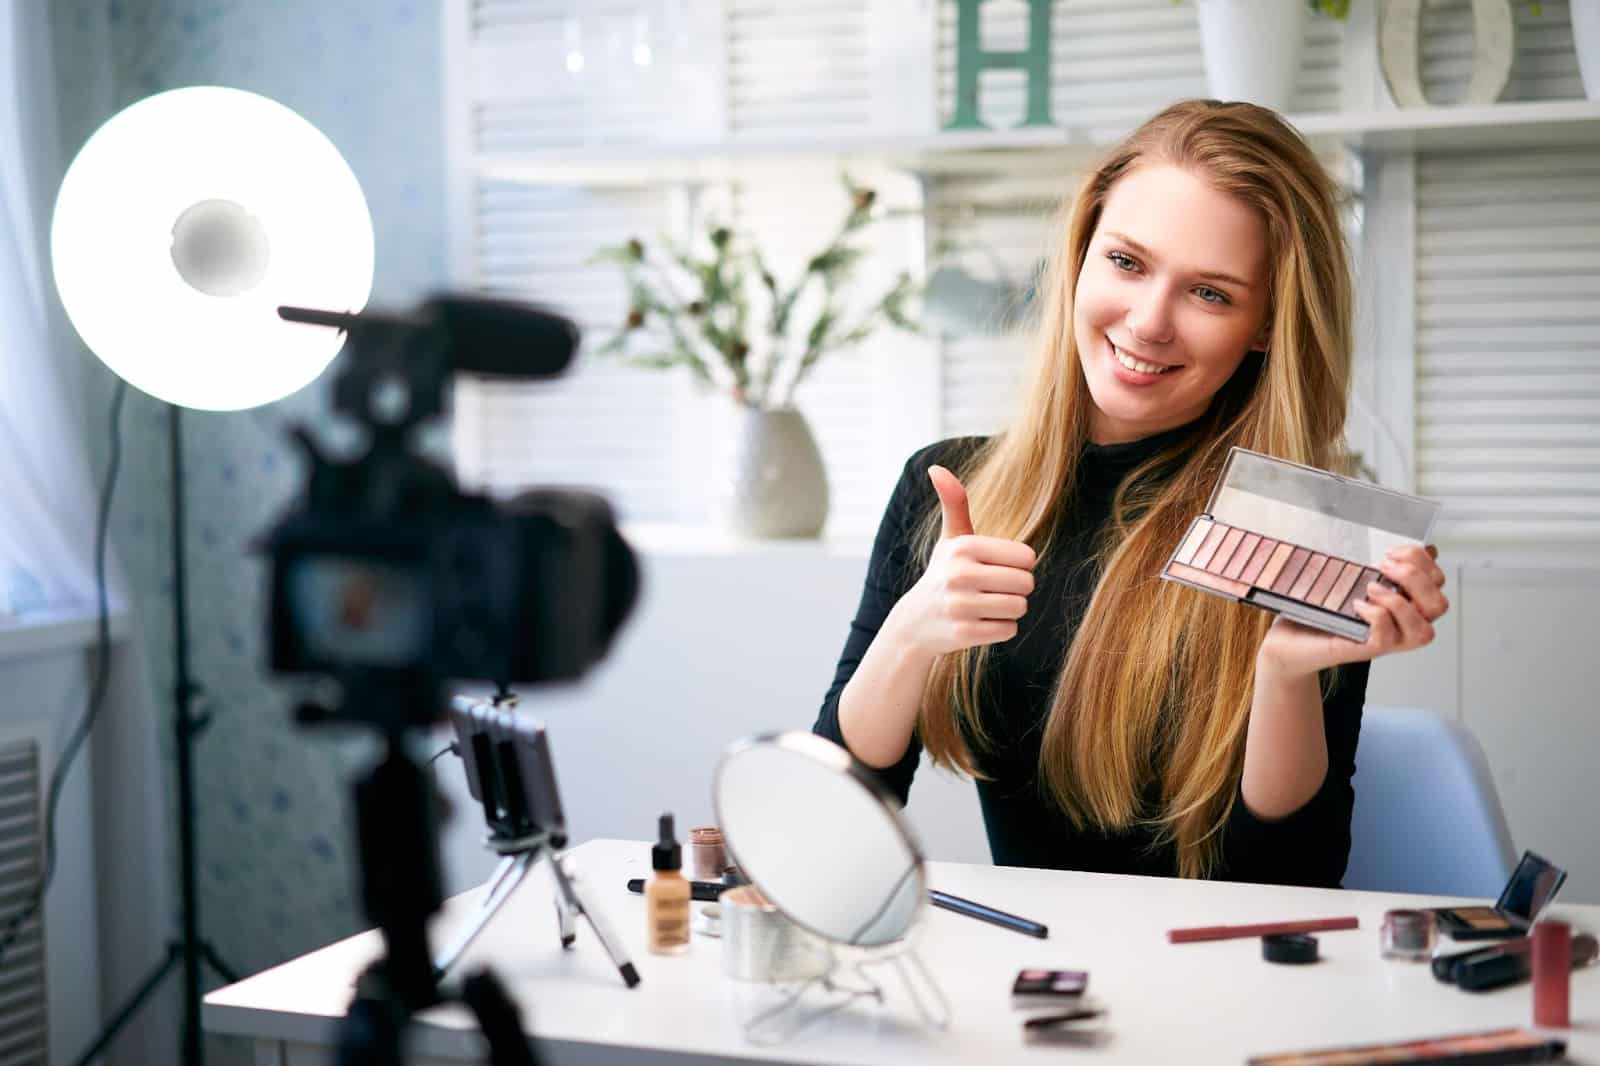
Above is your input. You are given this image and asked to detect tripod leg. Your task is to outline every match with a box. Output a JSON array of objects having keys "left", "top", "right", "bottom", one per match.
[
  {"left": 554, "top": 887, "right": 576, "bottom": 949},
  {"left": 71, "top": 943, "right": 180, "bottom": 1066},
  {"left": 480, "top": 855, "right": 520, "bottom": 912},
  {"left": 199, "top": 940, "right": 239, "bottom": 985},
  {"left": 432, "top": 853, "right": 537, "bottom": 980},
  {"left": 548, "top": 853, "right": 639, "bottom": 988}
]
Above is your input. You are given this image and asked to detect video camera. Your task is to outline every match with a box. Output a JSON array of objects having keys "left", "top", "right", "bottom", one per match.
[{"left": 262, "top": 294, "right": 640, "bottom": 730}]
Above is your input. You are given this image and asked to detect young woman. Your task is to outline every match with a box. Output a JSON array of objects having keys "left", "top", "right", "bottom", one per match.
[{"left": 813, "top": 100, "right": 1449, "bottom": 887}]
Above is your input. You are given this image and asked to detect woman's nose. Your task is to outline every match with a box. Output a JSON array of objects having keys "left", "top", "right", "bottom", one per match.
[{"left": 1126, "top": 288, "right": 1175, "bottom": 346}]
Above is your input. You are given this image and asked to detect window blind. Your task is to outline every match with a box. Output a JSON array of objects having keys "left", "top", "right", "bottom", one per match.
[
  {"left": 927, "top": 174, "right": 1063, "bottom": 439},
  {"left": 1403, "top": 0, "right": 1592, "bottom": 543},
  {"left": 1414, "top": 145, "right": 1600, "bottom": 542},
  {"left": 1414, "top": 0, "right": 1583, "bottom": 105}
]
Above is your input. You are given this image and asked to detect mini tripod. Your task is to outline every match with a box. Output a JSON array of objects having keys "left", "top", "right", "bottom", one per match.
[{"left": 433, "top": 694, "right": 639, "bottom": 988}]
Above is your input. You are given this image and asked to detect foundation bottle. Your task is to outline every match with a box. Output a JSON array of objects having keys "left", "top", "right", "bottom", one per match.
[{"left": 646, "top": 813, "right": 691, "bottom": 956}]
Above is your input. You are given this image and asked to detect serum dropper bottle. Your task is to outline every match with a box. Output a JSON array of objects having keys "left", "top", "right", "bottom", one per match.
[{"left": 646, "top": 813, "right": 691, "bottom": 956}]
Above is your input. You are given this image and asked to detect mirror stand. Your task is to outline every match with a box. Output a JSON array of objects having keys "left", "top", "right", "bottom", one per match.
[{"left": 738, "top": 926, "right": 951, "bottom": 1047}]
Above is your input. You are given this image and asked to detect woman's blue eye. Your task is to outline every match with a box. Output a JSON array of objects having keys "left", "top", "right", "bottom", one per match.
[
  {"left": 1107, "top": 251, "right": 1137, "bottom": 271},
  {"left": 1195, "top": 286, "right": 1230, "bottom": 305}
]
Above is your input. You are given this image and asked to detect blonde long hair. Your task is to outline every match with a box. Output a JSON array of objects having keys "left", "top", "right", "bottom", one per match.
[{"left": 913, "top": 100, "right": 1355, "bottom": 879}]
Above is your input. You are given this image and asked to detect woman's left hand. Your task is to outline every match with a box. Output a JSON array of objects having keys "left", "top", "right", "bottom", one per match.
[{"left": 1256, "top": 544, "right": 1449, "bottom": 679}]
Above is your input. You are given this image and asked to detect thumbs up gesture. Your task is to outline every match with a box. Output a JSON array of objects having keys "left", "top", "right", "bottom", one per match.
[{"left": 891, "top": 465, "right": 1037, "bottom": 656}]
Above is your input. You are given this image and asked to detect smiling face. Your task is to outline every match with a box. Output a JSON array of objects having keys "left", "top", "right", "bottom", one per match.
[{"left": 1072, "top": 163, "right": 1272, "bottom": 444}]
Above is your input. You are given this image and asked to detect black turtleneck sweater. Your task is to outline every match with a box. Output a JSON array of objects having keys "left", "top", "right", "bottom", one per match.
[{"left": 812, "top": 429, "right": 1369, "bottom": 888}]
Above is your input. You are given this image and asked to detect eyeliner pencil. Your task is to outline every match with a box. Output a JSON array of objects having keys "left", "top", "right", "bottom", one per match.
[
  {"left": 1168, "top": 915, "right": 1359, "bottom": 944},
  {"left": 929, "top": 889, "right": 1049, "bottom": 939}
]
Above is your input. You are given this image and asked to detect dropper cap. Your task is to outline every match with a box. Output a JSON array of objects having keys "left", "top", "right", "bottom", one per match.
[{"left": 651, "top": 812, "right": 682, "bottom": 872}]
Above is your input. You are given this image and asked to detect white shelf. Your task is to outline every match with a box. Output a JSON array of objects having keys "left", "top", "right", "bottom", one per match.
[
  {"left": 476, "top": 99, "right": 1600, "bottom": 187},
  {"left": 1298, "top": 98, "right": 1600, "bottom": 153},
  {"left": 621, "top": 521, "right": 872, "bottom": 559}
]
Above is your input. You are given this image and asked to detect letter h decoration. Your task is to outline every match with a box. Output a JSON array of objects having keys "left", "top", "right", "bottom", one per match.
[{"left": 943, "top": 0, "right": 1055, "bottom": 130}]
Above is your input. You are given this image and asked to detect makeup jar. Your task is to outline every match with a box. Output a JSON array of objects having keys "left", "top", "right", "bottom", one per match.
[
  {"left": 689, "top": 826, "right": 727, "bottom": 881},
  {"left": 719, "top": 885, "right": 830, "bottom": 983},
  {"left": 1380, "top": 908, "right": 1436, "bottom": 960}
]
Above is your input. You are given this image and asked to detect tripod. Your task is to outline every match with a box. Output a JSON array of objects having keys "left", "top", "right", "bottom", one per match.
[
  {"left": 434, "top": 693, "right": 638, "bottom": 988},
  {"left": 75, "top": 405, "right": 237, "bottom": 1066},
  {"left": 432, "top": 828, "right": 639, "bottom": 987}
]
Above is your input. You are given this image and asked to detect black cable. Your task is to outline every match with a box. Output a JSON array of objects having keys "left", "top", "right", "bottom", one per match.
[
  {"left": 0, "top": 378, "right": 126, "bottom": 968},
  {"left": 429, "top": 742, "right": 459, "bottom": 766}
]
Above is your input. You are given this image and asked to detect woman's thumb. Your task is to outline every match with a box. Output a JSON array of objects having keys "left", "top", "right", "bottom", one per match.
[{"left": 928, "top": 465, "right": 974, "bottom": 539}]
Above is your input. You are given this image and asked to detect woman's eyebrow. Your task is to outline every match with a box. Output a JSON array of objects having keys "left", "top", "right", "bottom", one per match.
[{"left": 1101, "top": 230, "right": 1254, "bottom": 289}]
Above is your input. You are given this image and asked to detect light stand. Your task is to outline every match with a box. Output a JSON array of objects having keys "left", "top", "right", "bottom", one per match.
[
  {"left": 50, "top": 86, "right": 375, "bottom": 1066},
  {"left": 73, "top": 405, "right": 239, "bottom": 1066}
]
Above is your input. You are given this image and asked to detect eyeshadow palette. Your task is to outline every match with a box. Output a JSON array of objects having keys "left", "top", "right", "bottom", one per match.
[
  {"left": 1162, "top": 449, "right": 1441, "bottom": 642},
  {"left": 1430, "top": 849, "right": 1569, "bottom": 941}
]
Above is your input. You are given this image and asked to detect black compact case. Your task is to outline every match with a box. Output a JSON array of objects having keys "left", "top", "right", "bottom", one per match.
[
  {"left": 1432, "top": 933, "right": 1599, "bottom": 992},
  {"left": 1429, "top": 850, "right": 1567, "bottom": 941}
]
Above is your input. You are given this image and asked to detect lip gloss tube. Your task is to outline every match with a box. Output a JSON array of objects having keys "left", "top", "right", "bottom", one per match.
[{"left": 1533, "top": 920, "right": 1571, "bottom": 1027}]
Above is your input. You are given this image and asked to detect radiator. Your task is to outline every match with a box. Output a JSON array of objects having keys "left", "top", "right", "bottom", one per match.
[{"left": 0, "top": 738, "right": 46, "bottom": 1066}]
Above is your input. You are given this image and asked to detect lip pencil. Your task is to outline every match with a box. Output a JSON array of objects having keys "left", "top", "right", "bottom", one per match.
[
  {"left": 1168, "top": 916, "right": 1359, "bottom": 944},
  {"left": 929, "top": 889, "right": 1049, "bottom": 939}
]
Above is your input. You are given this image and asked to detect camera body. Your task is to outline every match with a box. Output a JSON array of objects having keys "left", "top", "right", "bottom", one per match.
[{"left": 260, "top": 294, "right": 639, "bottom": 730}]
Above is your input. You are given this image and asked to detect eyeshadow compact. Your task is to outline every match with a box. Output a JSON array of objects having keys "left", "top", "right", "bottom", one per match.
[
  {"left": 1428, "top": 850, "right": 1569, "bottom": 942},
  {"left": 1162, "top": 448, "right": 1441, "bottom": 642}
]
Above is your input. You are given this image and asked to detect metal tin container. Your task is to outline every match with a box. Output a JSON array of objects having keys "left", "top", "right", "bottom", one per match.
[{"left": 719, "top": 885, "right": 830, "bottom": 983}]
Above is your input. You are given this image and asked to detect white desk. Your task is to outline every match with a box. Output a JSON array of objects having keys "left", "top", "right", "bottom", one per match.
[{"left": 204, "top": 839, "right": 1599, "bottom": 1065}]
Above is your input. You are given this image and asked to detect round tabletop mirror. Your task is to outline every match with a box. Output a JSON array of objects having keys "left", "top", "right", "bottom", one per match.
[{"left": 712, "top": 732, "right": 926, "bottom": 949}]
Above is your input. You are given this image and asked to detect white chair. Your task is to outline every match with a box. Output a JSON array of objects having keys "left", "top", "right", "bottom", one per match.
[{"left": 1345, "top": 705, "right": 1517, "bottom": 898}]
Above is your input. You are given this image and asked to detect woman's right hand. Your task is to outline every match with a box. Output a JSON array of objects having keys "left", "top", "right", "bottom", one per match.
[{"left": 888, "top": 465, "right": 1037, "bottom": 656}]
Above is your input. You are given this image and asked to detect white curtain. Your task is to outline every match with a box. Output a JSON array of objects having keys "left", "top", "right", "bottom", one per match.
[
  {"left": 0, "top": 0, "right": 105, "bottom": 617},
  {"left": 2, "top": 4, "right": 177, "bottom": 1066}
]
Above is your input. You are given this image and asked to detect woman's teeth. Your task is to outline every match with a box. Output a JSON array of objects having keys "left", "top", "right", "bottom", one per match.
[{"left": 1114, "top": 344, "right": 1173, "bottom": 375}]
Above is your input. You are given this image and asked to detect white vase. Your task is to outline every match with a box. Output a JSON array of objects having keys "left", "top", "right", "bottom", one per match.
[
  {"left": 1195, "top": 0, "right": 1308, "bottom": 112},
  {"left": 1574, "top": 0, "right": 1600, "bottom": 101},
  {"left": 713, "top": 406, "right": 829, "bottom": 538}
]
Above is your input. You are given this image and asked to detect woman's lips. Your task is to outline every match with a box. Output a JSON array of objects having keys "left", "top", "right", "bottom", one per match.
[{"left": 1109, "top": 339, "right": 1180, "bottom": 383}]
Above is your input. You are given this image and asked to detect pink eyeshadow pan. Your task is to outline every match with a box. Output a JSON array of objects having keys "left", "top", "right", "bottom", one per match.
[
  {"left": 1256, "top": 542, "right": 1294, "bottom": 590},
  {"left": 1167, "top": 562, "right": 1249, "bottom": 598},
  {"left": 1339, "top": 567, "right": 1381, "bottom": 615},
  {"left": 1288, "top": 554, "right": 1328, "bottom": 600},
  {"left": 1307, "top": 556, "right": 1344, "bottom": 605},
  {"left": 1323, "top": 561, "right": 1362, "bottom": 613},
  {"left": 1190, "top": 524, "right": 1230, "bottom": 570},
  {"left": 1221, "top": 533, "right": 1262, "bottom": 580},
  {"left": 1271, "top": 547, "right": 1310, "bottom": 594},
  {"left": 1237, "top": 537, "right": 1277, "bottom": 584},
  {"left": 1174, "top": 518, "right": 1214, "bottom": 565},
  {"left": 1208, "top": 527, "right": 1247, "bottom": 575}
]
